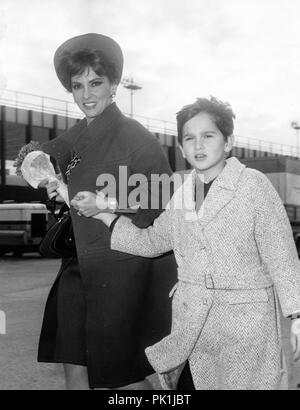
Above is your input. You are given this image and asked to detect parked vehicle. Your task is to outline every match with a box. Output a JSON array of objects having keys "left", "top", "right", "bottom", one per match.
[
  {"left": 0, "top": 203, "right": 48, "bottom": 257},
  {"left": 0, "top": 162, "right": 49, "bottom": 256}
]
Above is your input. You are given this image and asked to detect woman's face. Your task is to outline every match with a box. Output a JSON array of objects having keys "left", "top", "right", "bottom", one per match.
[
  {"left": 181, "top": 112, "right": 233, "bottom": 179},
  {"left": 71, "top": 67, "right": 117, "bottom": 124}
]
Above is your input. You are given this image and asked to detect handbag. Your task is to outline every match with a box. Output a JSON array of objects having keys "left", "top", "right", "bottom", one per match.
[{"left": 39, "top": 200, "right": 77, "bottom": 259}]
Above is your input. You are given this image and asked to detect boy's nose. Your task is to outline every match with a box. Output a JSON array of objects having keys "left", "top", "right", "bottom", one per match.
[{"left": 195, "top": 136, "right": 205, "bottom": 149}]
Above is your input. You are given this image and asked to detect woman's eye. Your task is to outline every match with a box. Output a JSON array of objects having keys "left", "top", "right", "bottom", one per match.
[
  {"left": 204, "top": 134, "right": 213, "bottom": 138},
  {"left": 72, "top": 83, "right": 81, "bottom": 90},
  {"left": 91, "top": 81, "right": 103, "bottom": 87}
]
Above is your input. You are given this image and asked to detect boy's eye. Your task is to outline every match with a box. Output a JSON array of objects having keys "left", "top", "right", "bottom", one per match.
[{"left": 183, "top": 136, "right": 194, "bottom": 142}]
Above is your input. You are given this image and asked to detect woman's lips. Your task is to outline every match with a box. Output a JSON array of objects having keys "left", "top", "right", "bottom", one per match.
[{"left": 83, "top": 102, "right": 97, "bottom": 109}]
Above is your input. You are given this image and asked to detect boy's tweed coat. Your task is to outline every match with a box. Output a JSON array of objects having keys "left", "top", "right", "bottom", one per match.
[{"left": 111, "top": 157, "right": 300, "bottom": 390}]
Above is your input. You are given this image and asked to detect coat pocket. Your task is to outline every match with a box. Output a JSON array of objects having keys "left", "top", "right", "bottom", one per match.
[
  {"left": 227, "top": 288, "right": 269, "bottom": 305},
  {"left": 169, "top": 283, "right": 178, "bottom": 298}
]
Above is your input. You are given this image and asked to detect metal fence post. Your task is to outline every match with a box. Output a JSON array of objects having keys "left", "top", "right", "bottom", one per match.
[
  {"left": 49, "top": 114, "right": 58, "bottom": 141},
  {"left": 66, "top": 101, "right": 69, "bottom": 129},
  {"left": 0, "top": 105, "right": 7, "bottom": 200},
  {"left": 16, "top": 91, "right": 19, "bottom": 123},
  {"left": 25, "top": 110, "right": 33, "bottom": 144},
  {"left": 41, "top": 96, "right": 45, "bottom": 127}
]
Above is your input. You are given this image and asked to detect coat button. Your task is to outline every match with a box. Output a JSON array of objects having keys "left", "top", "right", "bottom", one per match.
[{"left": 205, "top": 275, "right": 214, "bottom": 289}]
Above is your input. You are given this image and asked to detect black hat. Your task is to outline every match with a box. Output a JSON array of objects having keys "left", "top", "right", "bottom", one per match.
[{"left": 54, "top": 33, "right": 124, "bottom": 87}]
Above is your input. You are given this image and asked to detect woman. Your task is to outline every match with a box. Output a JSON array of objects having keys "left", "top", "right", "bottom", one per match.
[
  {"left": 38, "top": 33, "right": 177, "bottom": 390},
  {"left": 75, "top": 97, "right": 300, "bottom": 390}
]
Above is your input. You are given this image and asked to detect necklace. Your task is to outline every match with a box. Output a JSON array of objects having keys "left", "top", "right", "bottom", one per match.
[{"left": 65, "top": 153, "right": 82, "bottom": 179}]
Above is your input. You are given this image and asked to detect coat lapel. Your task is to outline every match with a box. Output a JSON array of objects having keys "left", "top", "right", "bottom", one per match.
[
  {"left": 197, "top": 157, "right": 246, "bottom": 229},
  {"left": 72, "top": 102, "right": 124, "bottom": 157}
]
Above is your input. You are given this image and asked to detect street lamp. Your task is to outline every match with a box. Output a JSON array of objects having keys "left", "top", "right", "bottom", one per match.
[
  {"left": 291, "top": 121, "right": 300, "bottom": 157},
  {"left": 122, "top": 77, "right": 142, "bottom": 118}
]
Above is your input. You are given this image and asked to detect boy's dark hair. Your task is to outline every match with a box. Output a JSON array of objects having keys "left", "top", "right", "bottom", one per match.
[
  {"left": 176, "top": 96, "right": 235, "bottom": 145},
  {"left": 57, "top": 49, "right": 118, "bottom": 92}
]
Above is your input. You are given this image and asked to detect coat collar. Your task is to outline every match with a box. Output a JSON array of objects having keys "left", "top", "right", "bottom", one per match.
[
  {"left": 168, "top": 157, "right": 246, "bottom": 227},
  {"left": 68, "top": 102, "right": 125, "bottom": 155},
  {"left": 198, "top": 157, "right": 246, "bottom": 228},
  {"left": 84, "top": 102, "right": 124, "bottom": 139},
  {"left": 213, "top": 156, "right": 246, "bottom": 191}
]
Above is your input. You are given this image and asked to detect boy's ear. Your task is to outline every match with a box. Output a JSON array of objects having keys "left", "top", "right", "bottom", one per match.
[
  {"left": 224, "top": 134, "right": 234, "bottom": 153},
  {"left": 179, "top": 144, "right": 186, "bottom": 159}
]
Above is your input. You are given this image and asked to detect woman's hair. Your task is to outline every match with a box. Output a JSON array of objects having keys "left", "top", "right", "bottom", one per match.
[
  {"left": 176, "top": 96, "right": 235, "bottom": 145},
  {"left": 57, "top": 49, "right": 119, "bottom": 92}
]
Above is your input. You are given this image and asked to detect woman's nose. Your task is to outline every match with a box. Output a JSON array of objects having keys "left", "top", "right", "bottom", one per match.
[{"left": 83, "top": 86, "right": 92, "bottom": 99}]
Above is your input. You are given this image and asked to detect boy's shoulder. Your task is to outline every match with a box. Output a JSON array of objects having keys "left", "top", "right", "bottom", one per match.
[
  {"left": 238, "top": 163, "right": 279, "bottom": 203},
  {"left": 241, "top": 165, "right": 273, "bottom": 187}
]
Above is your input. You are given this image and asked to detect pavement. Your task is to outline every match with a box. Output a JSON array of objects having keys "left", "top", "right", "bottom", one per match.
[{"left": 0, "top": 254, "right": 299, "bottom": 390}]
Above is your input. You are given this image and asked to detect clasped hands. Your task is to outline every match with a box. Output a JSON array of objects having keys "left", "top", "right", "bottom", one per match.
[
  {"left": 71, "top": 191, "right": 114, "bottom": 217},
  {"left": 39, "top": 180, "right": 107, "bottom": 215}
]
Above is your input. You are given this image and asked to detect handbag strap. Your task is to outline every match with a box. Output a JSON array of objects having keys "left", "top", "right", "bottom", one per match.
[
  {"left": 45, "top": 199, "right": 56, "bottom": 215},
  {"left": 46, "top": 199, "right": 69, "bottom": 219}
]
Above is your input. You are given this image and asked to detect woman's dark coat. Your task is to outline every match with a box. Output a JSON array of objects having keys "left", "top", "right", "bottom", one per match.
[{"left": 38, "top": 103, "right": 177, "bottom": 388}]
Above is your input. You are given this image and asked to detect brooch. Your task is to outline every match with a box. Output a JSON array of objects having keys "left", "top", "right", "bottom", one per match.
[{"left": 66, "top": 154, "right": 81, "bottom": 179}]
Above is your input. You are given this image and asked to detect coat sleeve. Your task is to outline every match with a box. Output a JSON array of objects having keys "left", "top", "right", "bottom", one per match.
[
  {"left": 129, "top": 138, "right": 174, "bottom": 228},
  {"left": 111, "top": 210, "right": 174, "bottom": 258},
  {"left": 254, "top": 172, "right": 300, "bottom": 317}
]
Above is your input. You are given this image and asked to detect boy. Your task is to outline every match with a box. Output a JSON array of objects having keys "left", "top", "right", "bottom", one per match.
[{"left": 72, "top": 97, "right": 300, "bottom": 390}]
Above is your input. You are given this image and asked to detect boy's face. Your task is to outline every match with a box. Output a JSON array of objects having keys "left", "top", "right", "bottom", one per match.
[{"left": 180, "top": 112, "right": 233, "bottom": 173}]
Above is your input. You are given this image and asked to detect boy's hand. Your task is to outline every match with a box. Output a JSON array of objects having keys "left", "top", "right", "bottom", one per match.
[
  {"left": 291, "top": 318, "right": 300, "bottom": 361},
  {"left": 71, "top": 191, "right": 105, "bottom": 218}
]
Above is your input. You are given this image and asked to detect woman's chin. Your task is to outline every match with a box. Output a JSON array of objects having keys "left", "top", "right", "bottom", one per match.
[
  {"left": 83, "top": 110, "right": 98, "bottom": 118},
  {"left": 79, "top": 106, "right": 101, "bottom": 118},
  {"left": 84, "top": 112, "right": 100, "bottom": 123}
]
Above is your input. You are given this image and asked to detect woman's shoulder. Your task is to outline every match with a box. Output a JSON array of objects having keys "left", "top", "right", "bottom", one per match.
[
  {"left": 42, "top": 119, "right": 85, "bottom": 156},
  {"left": 117, "top": 115, "right": 158, "bottom": 147},
  {"left": 59, "top": 118, "right": 87, "bottom": 143}
]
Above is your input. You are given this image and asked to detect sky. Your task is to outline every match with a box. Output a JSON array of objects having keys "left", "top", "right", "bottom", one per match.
[{"left": 1, "top": 0, "right": 300, "bottom": 149}]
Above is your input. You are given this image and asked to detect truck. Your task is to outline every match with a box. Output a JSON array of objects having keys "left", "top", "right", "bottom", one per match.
[{"left": 0, "top": 203, "right": 48, "bottom": 257}]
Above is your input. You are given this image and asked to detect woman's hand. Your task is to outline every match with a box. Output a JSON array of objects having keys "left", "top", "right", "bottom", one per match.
[
  {"left": 39, "top": 179, "right": 64, "bottom": 203},
  {"left": 291, "top": 319, "right": 300, "bottom": 361},
  {"left": 71, "top": 191, "right": 108, "bottom": 218}
]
